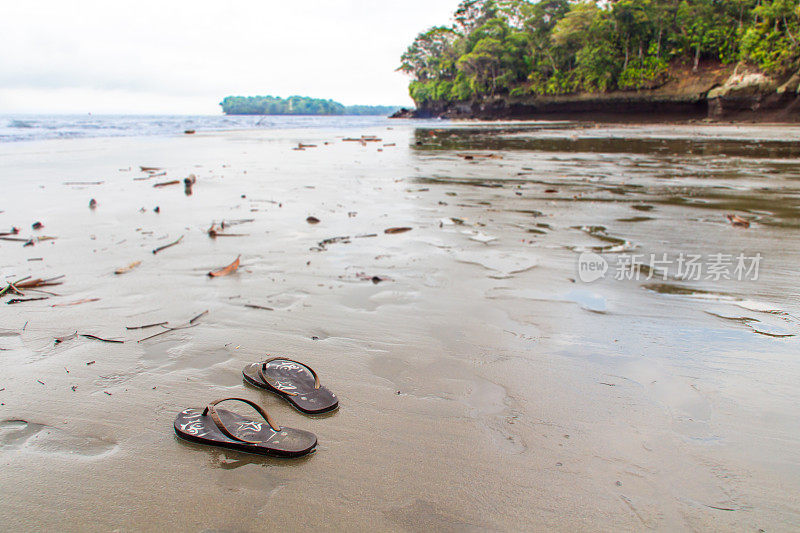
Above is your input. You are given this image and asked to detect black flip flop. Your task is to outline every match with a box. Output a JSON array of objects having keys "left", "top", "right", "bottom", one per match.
[
  {"left": 243, "top": 357, "right": 338, "bottom": 414},
  {"left": 173, "top": 397, "right": 317, "bottom": 457}
]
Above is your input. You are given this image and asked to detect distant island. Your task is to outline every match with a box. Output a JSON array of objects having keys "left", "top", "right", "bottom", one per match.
[
  {"left": 395, "top": 0, "right": 800, "bottom": 121},
  {"left": 220, "top": 95, "right": 401, "bottom": 116}
]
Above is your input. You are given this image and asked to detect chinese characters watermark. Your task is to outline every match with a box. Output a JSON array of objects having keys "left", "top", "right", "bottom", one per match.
[{"left": 578, "top": 252, "right": 762, "bottom": 283}]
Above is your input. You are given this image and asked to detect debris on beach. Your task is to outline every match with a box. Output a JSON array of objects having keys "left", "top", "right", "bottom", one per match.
[
  {"left": 114, "top": 261, "right": 142, "bottom": 275},
  {"left": 153, "top": 180, "right": 180, "bottom": 188},
  {"left": 726, "top": 214, "right": 750, "bottom": 228},
  {"left": 244, "top": 304, "right": 274, "bottom": 311},
  {"left": 355, "top": 272, "right": 392, "bottom": 284},
  {"left": 439, "top": 217, "right": 465, "bottom": 226},
  {"left": 0, "top": 227, "right": 20, "bottom": 236},
  {"left": 306, "top": 216, "right": 320, "bottom": 224},
  {"left": 80, "top": 333, "right": 124, "bottom": 344},
  {"left": 137, "top": 310, "right": 208, "bottom": 343},
  {"left": 51, "top": 298, "right": 100, "bottom": 307},
  {"left": 207, "top": 222, "right": 248, "bottom": 238},
  {"left": 1, "top": 276, "right": 65, "bottom": 299},
  {"left": 385, "top": 227, "right": 412, "bottom": 234},
  {"left": 32, "top": 222, "right": 44, "bottom": 230},
  {"left": 343, "top": 135, "right": 382, "bottom": 146},
  {"left": 463, "top": 230, "right": 498, "bottom": 243},
  {"left": 126, "top": 321, "right": 168, "bottom": 330},
  {"left": 184, "top": 174, "right": 196, "bottom": 195},
  {"left": 208, "top": 256, "right": 240, "bottom": 277},
  {"left": 64, "top": 180, "right": 104, "bottom": 186},
  {"left": 313, "top": 235, "right": 351, "bottom": 251},
  {"left": 457, "top": 153, "right": 502, "bottom": 160},
  {"left": 89, "top": 199, "right": 97, "bottom": 209},
  {"left": 152, "top": 235, "right": 183, "bottom": 254},
  {"left": 140, "top": 166, "right": 162, "bottom": 172},
  {"left": 6, "top": 296, "right": 49, "bottom": 305},
  {"left": 54, "top": 332, "right": 78, "bottom": 345},
  {"left": 184, "top": 129, "right": 195, "bottom": 134}
]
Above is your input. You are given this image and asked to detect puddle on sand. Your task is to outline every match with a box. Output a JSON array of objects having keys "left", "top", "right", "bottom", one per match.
[
  {"left": 642, "top": 283, "right": 734, "bottom": 301},
  {"left": 488, "top": 287, "right": 608, "bottom": 313},
  {"left": 451, "top": 249, "right": 537, "bottom": 279}
]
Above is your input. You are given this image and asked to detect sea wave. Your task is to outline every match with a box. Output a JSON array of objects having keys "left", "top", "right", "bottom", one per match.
[{"left": 0, "top": 114, "right": 400, "bottom": 143}]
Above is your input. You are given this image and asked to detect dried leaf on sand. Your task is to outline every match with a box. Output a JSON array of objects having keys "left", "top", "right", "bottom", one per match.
[
  {"left": 115, "top": 261, "right": 142, "bottom": 275},
  {"left": 385, "top": 227, "right": 412, "bottom": 234},
  {"left": 726, "top": 214, "right": 750, "bottom": 228},
  {"left": 208, "top": 256, "right": 240, "bottom": 277}
]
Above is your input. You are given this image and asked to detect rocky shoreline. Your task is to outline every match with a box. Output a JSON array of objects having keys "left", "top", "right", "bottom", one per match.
[{"left": 393, "top": 64, "right": 800, "bottom": 122}]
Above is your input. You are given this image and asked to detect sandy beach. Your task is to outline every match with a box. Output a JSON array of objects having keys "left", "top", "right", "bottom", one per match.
[{"left": 1, "top": 120, "right": 799, "bottom": 531}]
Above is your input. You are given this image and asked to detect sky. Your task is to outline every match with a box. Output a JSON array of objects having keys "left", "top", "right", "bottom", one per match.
[{"left": 0, "top": 0, "right": 458, "bottom": 114}]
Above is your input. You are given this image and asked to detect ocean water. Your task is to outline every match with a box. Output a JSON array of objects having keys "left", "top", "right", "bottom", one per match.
[{"left": 0, "top": 114, "right": 403, "bottom": 142}]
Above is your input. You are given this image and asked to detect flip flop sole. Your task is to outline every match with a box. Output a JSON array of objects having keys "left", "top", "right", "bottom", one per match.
[
  {"left": 174, "top": 408, "right": 317, "bottom": 458},
  {"left": 242, "top": 361, "right": 338, "bottom": 414}
]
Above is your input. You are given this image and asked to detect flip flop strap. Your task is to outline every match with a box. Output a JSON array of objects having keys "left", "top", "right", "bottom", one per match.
[
  {"left": 259, "top": 356, "right": 321, "bottom": 396},
  {"left": 202, "top": 397, "right": 281, "bottom": 444}
]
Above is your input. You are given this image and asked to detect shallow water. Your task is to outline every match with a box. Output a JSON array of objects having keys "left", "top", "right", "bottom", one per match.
[{"left": 1, "top": 121, "right": 799, "bottom": 531}]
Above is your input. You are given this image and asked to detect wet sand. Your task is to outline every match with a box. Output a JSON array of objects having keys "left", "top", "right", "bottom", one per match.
[{"left": 1, "top": 121, "right": 799, "bottom": 531}]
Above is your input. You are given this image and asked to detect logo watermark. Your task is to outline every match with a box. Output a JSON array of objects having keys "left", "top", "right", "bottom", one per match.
[
  {"left": 578, "top": 252, "right": 608, "bottom": 283},
  {"left": 578, "top": 252, "right": 762, "bottom": 283}
]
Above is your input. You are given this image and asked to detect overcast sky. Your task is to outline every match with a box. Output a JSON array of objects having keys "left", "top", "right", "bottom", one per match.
[{"left": 0, "top": 0, "right": 457, "bottom": 114}]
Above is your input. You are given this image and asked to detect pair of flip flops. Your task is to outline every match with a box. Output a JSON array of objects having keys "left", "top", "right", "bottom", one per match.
[{"left": 174, "top": 357, "right": 337, "bottom": 458}]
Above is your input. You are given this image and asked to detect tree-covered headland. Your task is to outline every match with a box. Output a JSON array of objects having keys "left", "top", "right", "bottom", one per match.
[
  {"left": 399, "top": 0, "right": 800, "bottom": 106},
  {"left": 220, "top": 95, "right": 399, "bottom": 116}
]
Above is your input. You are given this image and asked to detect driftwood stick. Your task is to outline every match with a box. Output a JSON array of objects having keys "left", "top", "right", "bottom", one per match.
[
  {"left": 126, "top": 321, "right": 169, "bottom": 330},
  {"left": 152, "top": 235, "right": 184, "bottom": 255},
  {"left": 189, "top": 310, "right": 209, "bottom": 324},
  {"left": 81, "top": 334, "right": 124, "bottom": 344}
]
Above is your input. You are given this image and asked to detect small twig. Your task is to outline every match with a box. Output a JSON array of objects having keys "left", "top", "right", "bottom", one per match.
[
  {"left": 189, "top": 310, "right": 209, "bottom": 324},
  {"left": 137, "top": 323, "right": 198, "bottom": 343},
  {"left": 80, "top": 334, "right": 124, "bottom": 344},
  {"left": 25, "top": 288, "right": 60, "bottom": 296},
  {"left": 152, "top": 235, "right": 184, "bottom": 255},
  {"left": 55, "top": 332, "right": 79, "bottom": 345},
  {"left": 153, "top": 180, "right": 180, "bottom": 188},
  {"left": 51, "top": 298, "right": 99, "bottom": 307},
  {"left": 244, "top": 304, "right": 274, "bottom": 311},
  {"left": 126, "top": 321, "right": 168, "bottom": 330},
  {"left": 7, "top": 297, "right": 49, "bottom": 305}
]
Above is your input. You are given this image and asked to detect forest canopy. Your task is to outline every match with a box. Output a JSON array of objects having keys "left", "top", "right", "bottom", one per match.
[
  {"left": 399, "top": 0, "right": 800, "bottom": 104},
  {"left": 220, "top": 96, "right": 399, "bottom": 116}
]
